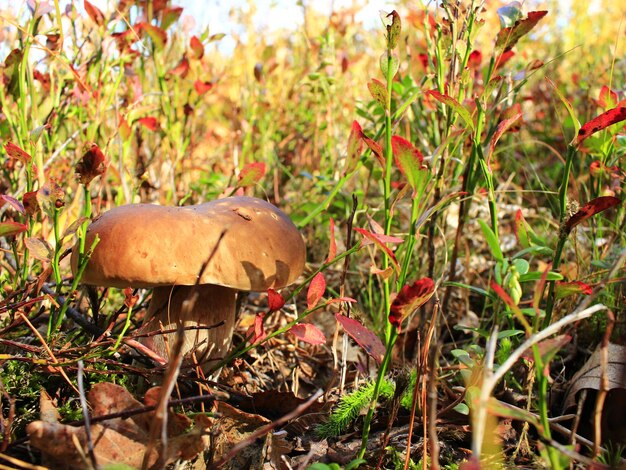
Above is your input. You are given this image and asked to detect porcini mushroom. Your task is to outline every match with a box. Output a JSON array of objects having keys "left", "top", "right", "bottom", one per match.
[{"left": 71, "top": 196, "right": 306, "bottom": 370}]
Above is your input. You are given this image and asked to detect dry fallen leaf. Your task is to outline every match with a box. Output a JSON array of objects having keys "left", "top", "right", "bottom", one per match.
[{"left": 27, "top": 382, "right": 211, "bottom": 470}]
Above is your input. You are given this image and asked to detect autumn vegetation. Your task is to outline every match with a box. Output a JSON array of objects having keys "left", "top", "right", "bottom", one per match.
[{"left": 0, "top": 0, "right": 625, "bottom": 468}]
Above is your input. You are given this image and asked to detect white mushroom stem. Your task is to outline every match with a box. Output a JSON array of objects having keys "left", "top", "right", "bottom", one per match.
[{"left": 140, "top": 284, "right": 236, "bottom": 371}]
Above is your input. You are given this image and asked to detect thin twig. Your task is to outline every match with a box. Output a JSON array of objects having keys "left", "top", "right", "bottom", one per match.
[
  {"left": 16, "top": 312, "right": 79, "bottom": 394},
  {"left": 77, "top": 360, "right": 98, "bottom": 469}
]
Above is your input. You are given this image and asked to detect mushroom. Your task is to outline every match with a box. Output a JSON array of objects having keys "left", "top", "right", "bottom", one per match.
[{"left": 71, "top": 196, "right": 306, "bottom": 370}]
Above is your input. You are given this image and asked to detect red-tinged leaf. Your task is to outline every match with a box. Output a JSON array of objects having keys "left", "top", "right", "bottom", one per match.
[
  {"left": 555, "top": 281, "right": 593, "bottom": 300},
  {"left": 386, "top": 10, "right": 401, "bottom": 50},
  {"left": 598, "top": 85, "right": 618, "bottom": 109},
  {"left": 370, "top": 265, "right": 394, "bottom": 279},
  {"left": 168, "top": 56, "right": 190, "bottom": 78},
  {"left": 22, "top": 191, "right": 39, "bottom": 216},
  {"left": 1, "top": 195, "right": 25, "bottom": 214},
  {"left": 494, "top": 50, "right": 515, "bottom": 70},
  {"left": 160, "top": 6, "right": 183, "bottom": 30},
  {"left": 76, "top": 143, "right": 107, "bottom": 185},
  {"left": 289, "top": 323, "right": 326, "bottom": 345},
  {"left": 267, "top": 288, "right": 285, "bottom": 312},
  {"left": 589, "top": 160, "right": 606, "bottom": 178},
  {"left": 246, "top": 313, "right": 267, "bottom": 344},
  {"left": 344, "top": 120, "right": 364, "bottom": 174},
  {"left": 189, "top": 35, "right": 204, "bottom": 60},
  {"left": 194, "top": 80, "right": 213, "bottom": 95},
  {"left": 514, "top": 209, "right": 530, "bottom": 249},
  {"left": 307, "top": 273, "right": 326, "bottom": 310},
  {"left": 24, "top": 237, "right": 51, "bottom": 262},
  {"left": 391, "top": 135, "right": 428, "bottom": 195},
  {"left": 362, "top": 134, "right": 385, "bottom": 169},
  {"left": 141, "top": 23, "right": 167, "bottom": 50},
  {"left": 468, "top": 50, "right": 482, "bottom": 70},
  {"left": 0, "top": 221, "right": 28, "bottom": 238},
  {"left": 459, "top": 457, "right": 481, "bottom": 470},
  {"left": 389, "top": 278, "right": 435, "bottom": 329},
  {"left": 486, "top": 112, "right": 522, "bottom": 168},
  {"left": 37, "top": 179, "right": 65, "bottom": 213},
  {"left": 335, "top": 313, "right": 385, "bottom": 364},
  {"left": 137, "top": 116, "right": 159, "bottom": 131},
  {"left": 4, "top": 142, "right": 32, "bottom": 163},
  {"left": 237, "top": 162, "right": 266, "bottom": 188},
  {"left": 326, "top": 218, "right": 337, "bottom": 263},
  {"left": 84, "top": 0, "right": 105, "bottom": 26},
  {"left": 425, "top": 90, "right": 474, "bottom": 130},
  {"left": 576, "top": 107, "right": 626, "bottom": 145},
  {"left": 495, "top": 11, "right": 548, "bottom": 53},
  {"left": 354, "top": 227, "right": 401, "bottom": 273},
  {"left": 123, "top": 287, "right": 139, "bottom": 309},
  {"left": 490, "top": 281, "right": 518, "bottom": 310},
  {"left": 564, "top": 196, "right": 621, "bottom": 234},
  {"left": 368, "top": 78, "right": 387, "bottom": 107}
]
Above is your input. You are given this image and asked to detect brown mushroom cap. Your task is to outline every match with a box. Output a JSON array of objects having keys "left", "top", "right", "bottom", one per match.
[{"left": 71, "top": 197, "right": 306, "bottom": 290}]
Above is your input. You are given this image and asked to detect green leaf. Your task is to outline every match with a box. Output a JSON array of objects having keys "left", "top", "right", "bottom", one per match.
[
  {"left": 0, "top": 221, "right": 28, "bottom": 238},
  {"left": 367, "top": 78, "right": 387, "bottom": 107},
  {"left": 518, "top": 271, "right": 563, "bottom": 282},
  {"left": 391, "top": 135, "right": 428, "bottom": 196},
  {"left": 478, "top": 219, "right": 503, "bottom": 262},
  {"left": 380, "top": 52, "right": 399, "bottom": 79}
]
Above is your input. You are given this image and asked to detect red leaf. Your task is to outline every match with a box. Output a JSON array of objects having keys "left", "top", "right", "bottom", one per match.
[
  {"left": 368, "top": 78, "right": 387, "bottom": 107},
  {"left": 598, "top": 85, "right": 618, "bottom": 109},
  {"left": 237, "top": 162, "right": 266, "bottom": 188},
  {"left": 495, "top": 11, "right": 548, "bottom": 52},
  {"left": 494, "top": 50, "right": 515, "bottom": 70},
  {"left": 0, "top": 221, "right": 28, "bottom": 238},
  {"left": 354, "top": 227, "right": 401, "bottom": 273},
  {"left": 168, "top": 56, "right": 190, "bottom": 78},
  {"left": 246, "top": 313, "right": 267, "bottom": 344},
  {"left": 335, "top": 314, "right": 385, "bottom": 364},
  {"left": 391, "top": 136, "right": 428, "bottom": 195},
  {"left": 555, "top": 281, "right": 593, "bottom": 300},
  {"left": 137, "top": 116, "right": 159, "bottom": 131},
  {"left": 289, "top": 323, "right": 326, "bottom": 345},
  {"left": 4, "top": 142, "right": 32, "bottom": 163},
  {"left": 576, "top": 106, "right": 626, "bottom": 145},
  {"left": 326, "top": 218, "right": 337, "bottom": 263},
  {"left": 22, "top": 191, "right": 39, "bottom": 216},
  {"left": 75, "top": 143, "right": 107, "bottom": 185},
  {"left": 344, "top": 120, "right": 364, "bottom": 174},
  {"left": 189, "top": 36, "right": 204, "bottom": 60},
  {"left": 564, "top": 196, "right": 621, "bottom": 234},
  {"left": 194, "top": 80, "right": 213, "bottom": 95},
  {"left": 468, "top": 50, "right": 482, "bottom": 70},
  {"left": 389, "top": 278, "right": 435, "bottom": 329},
  {"left": 307, "top": 273, "right": 326, "bottom": 310},
  {"left": 362, "top": 134, "right": 385, "bottom": 169},
  {"left": 486, "top": 112, "right": 522, "bottom": 168},
  {"left": 490, "top": 281, "right": 517, "bottom": 310},
  {"left": 267, "top": 288, "right": 285, "bottom": 312},
  {"left": 425, "top": 90, "right": 474, "bottom": 129},
  {"left": 84, "top": 0, "right": 105, "bottom": 26}
]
